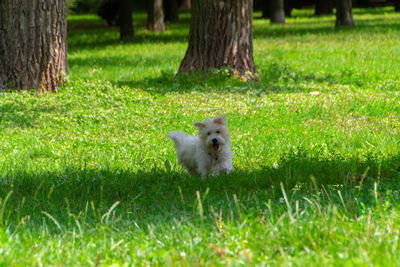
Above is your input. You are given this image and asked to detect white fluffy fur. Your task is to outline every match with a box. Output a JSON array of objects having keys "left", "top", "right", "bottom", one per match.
[{"left": 167, "top": 116, "right": 233, "bottom": 177}]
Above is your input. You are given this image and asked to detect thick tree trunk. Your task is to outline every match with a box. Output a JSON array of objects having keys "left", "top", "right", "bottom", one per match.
[
  {"left": 0, "top": 0, "right": 67, "bottom": 93},
  {"left": 177, "top": 0, "right": 257, "bottom": 78},
  {"left": 147, "top": 0, "right": 165, "bottom": 31},
  {"left": 179, "top": 0, "right": 191, "bottom": 10},
  {"left": 336, "top": 0, "right": 355, "bottom": 27},
  {"left": 164, "top": 0, "right": 179, "bottom": 22},
  {"left": 119, "top": 0, "right": 134, "bottom": 40},
  {"left": 270, "top": 0, "right": 286, "bottom": 23},
  {"left": 315, "top": 0, "right": 333, "bottom": 15},
  {"left": 395, "top": 0, "right": 400, "bottom": 12}
]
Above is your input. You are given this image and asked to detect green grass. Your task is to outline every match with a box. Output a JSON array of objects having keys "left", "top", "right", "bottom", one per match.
[{"left": 1, "top": 7, "right": 400, "bottom": 266}]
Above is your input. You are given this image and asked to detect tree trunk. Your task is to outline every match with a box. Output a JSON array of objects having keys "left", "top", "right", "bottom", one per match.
[
  {"left": 179, "top": 0, "right": 191, "bottom": 10},
  {"left": 119, "top": 0, "right": 134, "bottom": 40},
  {"left": 270, "top": 0, "right": 286, "bottom": 23},
  {"left": 0, "top": 0, "right": 67, "bottom": 93},
  {"left": 177, "top": 0, "right": 257, "bottom": 78},
  {"left": 314, "top": 0, "right": 333, "bottom": 15},
  {"left": 395, "top": 0, "right": 400, "bottom": 12},
  {"left": 336, "top": 0, "right": 355, "bottom": 27},
  {"left": 164, "top": 0, "right": 179, "bottom": 22},
  {"left": 147, "top": 0, "right": 165, "bottom": 31}
]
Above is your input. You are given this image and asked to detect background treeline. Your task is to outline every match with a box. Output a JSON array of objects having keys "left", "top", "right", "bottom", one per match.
[{"left": 67, "top": 0, "right": 398, "bottom": 14}]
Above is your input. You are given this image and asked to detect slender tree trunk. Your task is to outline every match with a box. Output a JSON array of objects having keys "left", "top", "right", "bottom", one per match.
[
  {"left": 148, "top": 0, "right": 165, "bottom": 31},
  {"left": 336, "top": 0, "right": 355, "bottom": 27},
  {"left": 119, "top": 0, "right": 134, "bottom": 40},
  {"left": 315, "top": 0, "right": 333, "bottom": 15},
  {"left": 0, "top": 0, "right": 67, "bottom": 93},
  {"left": 270, "top": 0, "right": 286, "bottom": 23},
  {"left": 395, "top": 0, "right": 400, "bottom": 12},
  {"left": 179, "top": 0, "right": 191, "bottom": 10},
  {"left": 164, "top": 0, "right": 179, "bottom": 22},
  {"left": 178, "top": 0, "right": 257, "bottom": 78}
]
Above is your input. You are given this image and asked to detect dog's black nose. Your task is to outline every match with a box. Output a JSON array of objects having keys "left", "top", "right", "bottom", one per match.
[{"left": 212, "top": 138, "right": 218, "bottom": 144}]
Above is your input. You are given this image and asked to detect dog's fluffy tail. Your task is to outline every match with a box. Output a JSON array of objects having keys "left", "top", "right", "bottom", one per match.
[{"left": 167, "top": 131, "right": 187, "bottom": 149}]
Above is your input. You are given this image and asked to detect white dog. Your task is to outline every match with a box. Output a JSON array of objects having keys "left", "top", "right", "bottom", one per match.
[{"left": 167, "top": 116, "right": 233, "bottom": 177}]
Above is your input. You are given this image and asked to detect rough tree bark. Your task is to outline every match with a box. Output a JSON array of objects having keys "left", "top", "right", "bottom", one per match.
[
  {"left": 0, "top": 0, "right": 67, "bottom": 93},
  {"left": 147, "top": 0, "right": 165, "bottom": 31},
  {"left": 164, "top": 0, "right": 179, "bottom": 22},
  {"left": 177, "top": 0, "right": 257, "bottom": 78},
  {"left": 119, "top": 0, "right": 134, "bottom": 39},
  {"left": 270, "top": 0, "right": 286, "bottom": 23},
  {"left": 336, "top": 0, "right": 355, "bottom": 27},
  {"left": 314, "top": 0, "right": 333, "bottom": 15}
]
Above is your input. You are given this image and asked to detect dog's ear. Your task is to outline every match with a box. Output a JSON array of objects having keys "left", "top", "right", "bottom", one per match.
[
  {"left": 213, "top": 116, "right": 226, "bottom": 125},
  {"left": 193, "top": 121, "right": 206, "bottom": 130}
]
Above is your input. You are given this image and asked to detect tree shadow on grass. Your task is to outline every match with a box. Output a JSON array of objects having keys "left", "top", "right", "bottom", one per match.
[
  {"left": 67, "top": 18, "right": 190, "bottom": 53},
  {"left": 0, "top": 102, "right": 35, "bottom": 128},
  {"left": 68, "top": 28, "right": 189, "bottom": 53},
  {"left": 2, "top": 150, "right": 399, "bottom": 232},
  {"left": 253, "top": 17, "right": 400, "bottom": 39},
  {"left": 352, "top": 6, "right": 398, "bottom": 15},
  {"left": 67, "top": 13, "right": 400, "bottom": 54},
  {"left": 0, "top": 102, "right": 59, "bottom": 128},
  {"left": 111, "top": 60, "right": 363, "bottom": 95},
  {"left": 68, "top": 54, "right": 179, "bottom": 70}
]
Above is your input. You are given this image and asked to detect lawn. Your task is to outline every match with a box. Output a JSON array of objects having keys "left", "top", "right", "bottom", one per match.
[{"left": 1, "top": 7, "right": 400, "bottom": 266}]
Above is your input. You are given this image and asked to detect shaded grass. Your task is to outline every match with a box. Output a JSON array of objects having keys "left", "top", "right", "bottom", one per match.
[
  {"left": 1, "top": 6, "right": 400, "bottom": 266},
  {"left": 1, "top": 161, "right": 400, "bottom": 265}
]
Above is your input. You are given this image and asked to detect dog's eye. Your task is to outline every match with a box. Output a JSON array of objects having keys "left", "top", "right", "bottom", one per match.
[
  {"left": 207, "top": 132, "right": 211, "bottom": 135},
  {"left": 216, "top": 130, "right": 220, "bottom": 134}
]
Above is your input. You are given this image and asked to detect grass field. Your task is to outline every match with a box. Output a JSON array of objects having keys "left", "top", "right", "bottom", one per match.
[{"left": 1, "top": 7, "right": 400, "bottom": 266}]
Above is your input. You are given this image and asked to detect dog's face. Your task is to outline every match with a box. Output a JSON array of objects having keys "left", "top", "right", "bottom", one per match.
[{"left": 193, "top": 116, "right": 230, "bottom": 152}]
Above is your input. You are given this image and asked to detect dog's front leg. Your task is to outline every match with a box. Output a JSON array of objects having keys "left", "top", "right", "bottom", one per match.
[
  {"left": 216, "top": 161, "right": 233, "bottom": 175},
  {"left": 225, "top": 161, "right": 233, "bottom": 174},
  {"left": 209, "top": 164, "right": 221, "bottom": 176}
]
